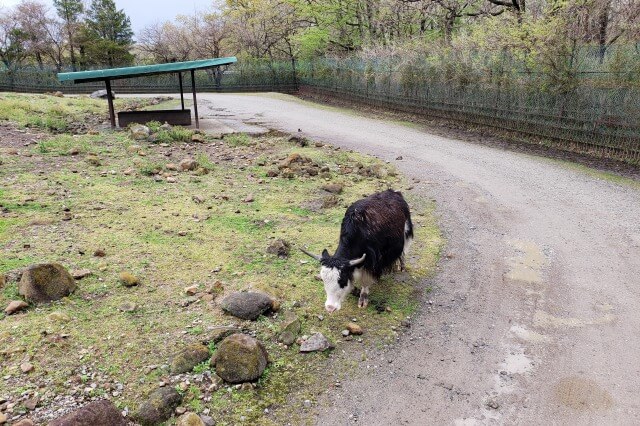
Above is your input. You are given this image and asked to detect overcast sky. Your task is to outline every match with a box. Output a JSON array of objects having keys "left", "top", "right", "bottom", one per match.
[{"left": 0, "top": 0, "right": 214, "bottom": 34}]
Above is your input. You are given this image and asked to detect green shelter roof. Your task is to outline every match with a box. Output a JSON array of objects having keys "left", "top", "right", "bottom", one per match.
[{"left": 58, "top": 56, "right": 237, "bottom": 83}]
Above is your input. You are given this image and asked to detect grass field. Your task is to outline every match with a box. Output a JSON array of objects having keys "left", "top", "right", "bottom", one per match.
[{"left": 0, "top": 93, "right": 441, "bottom": 425}]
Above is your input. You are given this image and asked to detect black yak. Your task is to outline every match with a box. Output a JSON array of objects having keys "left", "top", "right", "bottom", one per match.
[{"left": 302, "top": 189, "right": 413, "bottom": 312}]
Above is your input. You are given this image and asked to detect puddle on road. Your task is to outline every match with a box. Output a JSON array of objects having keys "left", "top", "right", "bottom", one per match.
[
  {"left": 555, "top": 376, "right": 613, "bottom": 410},
  {"left": 505, "top": 240, "right": 545, "bottom": 284},
  {"left": 509, "top": 324, "right": 549, "bottom": 343},
  {"left": 533, "top": 310, "right": 616, "bottom": 328}
]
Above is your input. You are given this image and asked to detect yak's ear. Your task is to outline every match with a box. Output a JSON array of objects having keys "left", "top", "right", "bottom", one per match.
[{"left": 321, "top": 249, "right": 330, "bottom": 259}]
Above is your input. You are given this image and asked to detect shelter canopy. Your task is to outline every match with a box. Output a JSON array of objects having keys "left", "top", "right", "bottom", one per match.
[{"left": 57, "top": 57, "right": 237, "bottom": 128}]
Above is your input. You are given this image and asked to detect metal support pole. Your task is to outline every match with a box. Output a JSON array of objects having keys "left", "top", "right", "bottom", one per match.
[
  {"left": 190, "top": 69, "right": 199, "bottom": 129},
  {"left": 105, "top": 79, "right": 116, "bottom": 128},
  {"left": 178, "top": 72, "right": 185, "bottom": 110}
]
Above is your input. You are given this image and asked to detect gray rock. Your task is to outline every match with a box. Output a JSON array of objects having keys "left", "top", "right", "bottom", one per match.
[
  {"left": 220, "top": 292, "right": 273, "bottom": 320},
  {"left": 211, "top": 334, "right": 268, "bottom": 383},
  {"left": 130, "top": 125, "right": 150, "bottom": 141},
  {"left": 300, "top": 333, "right": 335, "bottom": 353},
  {"left": 206, "top": 326, "right": 240, "bottom": 344},
  {"left": 19, "top": 263, "right": 76, "bottom": 303},
  {"left": 200, "top": 414, "right": 216, "bottom": 426},
  {"left": 278, "top": 317, "right": 301, "bottom": 346},
  {"left": 48, "top": 399, "right": 126, "bottom": 426},
  {"left": 90, "top": 89, "right": 115, "bottom": 99},
  {"left": 170, "top": 344, "right": 211, "bottom": 374},
  {"left": 134, "top": 388, "right": 182, "bottom": 426}
]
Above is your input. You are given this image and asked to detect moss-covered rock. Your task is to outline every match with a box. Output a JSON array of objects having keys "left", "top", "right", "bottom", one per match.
[
  {"left": 133, "top": 387, "right": 182, "bottom": 426},
  {"left": 48, "top": 399, "right": 126, "bottom": 426},
  {"left": 278, "top": 317, "right": 301, "bottom": 346},
  {"left": 176, "top": 412, "right": 205, "bottom": 426},
  {"left": 170, "top": 344, "right": 211, "bottom": 374},
  {"left": 205, "top": 326, "right": 240, "bottom": 344},
  {"left": 19, "top": 263, "right": 76, "bottom": 303},
  {"left": 211, "top": 334, "right": 268, "bottom": 383},
  {"left": 118, "top": 272, "right": 139, "bottom": 287}
]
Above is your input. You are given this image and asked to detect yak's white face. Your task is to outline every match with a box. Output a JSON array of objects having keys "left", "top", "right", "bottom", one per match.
[{"left": 320, "top": 265, "right": 352, "bottom": 312}]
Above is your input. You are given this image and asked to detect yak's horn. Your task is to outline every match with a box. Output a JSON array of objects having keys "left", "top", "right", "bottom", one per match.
[
  {"left": 300, "top": 247, "right": 322, "bottom": 261},
  {"left": 349, "top": 253, "right": 366, "bottom": 266}
]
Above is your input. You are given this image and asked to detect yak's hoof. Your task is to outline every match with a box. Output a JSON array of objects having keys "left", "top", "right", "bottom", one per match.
[{"left": 358, "top": 296, "right": 369, "bottom": 308}]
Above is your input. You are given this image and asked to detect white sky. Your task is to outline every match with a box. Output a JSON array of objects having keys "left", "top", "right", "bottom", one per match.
[{"left": 0, "top": 0, "right": 214, "bottom": 34}]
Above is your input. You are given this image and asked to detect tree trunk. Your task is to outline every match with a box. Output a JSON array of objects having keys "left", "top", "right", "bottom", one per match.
[{"left": 598, "top": 0, "right": 612, "bottom": 63}]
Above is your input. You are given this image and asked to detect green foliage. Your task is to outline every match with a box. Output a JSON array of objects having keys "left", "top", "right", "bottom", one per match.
[
  {"left": 81, "top": 0, "right": 134, "bottom": 67},
  {"left": 224, "top": 133, "right": 253, "bottom": 147}
]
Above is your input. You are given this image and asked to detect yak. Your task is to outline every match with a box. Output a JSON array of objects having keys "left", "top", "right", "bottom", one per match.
[{"left": 302, "top": 189, "right": 413, "bottom": 312}]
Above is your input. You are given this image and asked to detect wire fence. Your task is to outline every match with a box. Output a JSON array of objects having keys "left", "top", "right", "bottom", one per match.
[
  {"left": 1, "top": 58, "right": 639, "bottom": 164},
  {"left": 297, "top": 58, "right": 640, "bottom": 164}
]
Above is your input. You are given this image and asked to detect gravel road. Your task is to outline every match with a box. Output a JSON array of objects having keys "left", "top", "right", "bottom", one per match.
[{"left": 198, "top": 93, "right": 640, "bottom": 425}]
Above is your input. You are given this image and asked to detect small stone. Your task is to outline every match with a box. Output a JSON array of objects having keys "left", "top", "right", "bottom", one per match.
[
  {"left": 346, "top": 322, "right": 363, "bottom": 335},
  {"left": 175, "top": 406, "right": 187, "bottom": 415},
  {"left": 86, "top": 154, "right": 101, "bottom": 166},
  {"left": 119, "top": 302, "right": 137, "bottom": 312},
  {"left": 119, "top": 272, "right": 139, "bottom": 287},
  {"left": 5, "top": 300, "right": 28, "bottom": 315},
  {"left": 191, "top": 134, "right": 205, "bottom": 143},
  {"left": 300, "top": 333, "right": 335, "bottom": 353},
  {"left": 206, "top": 326, "right": 240, "bottom": 344},
  {"left": 167, "top": 177, "right": 177, "bottom": 183},
  {"left": 184, "top": 285, "right": 199, "bottom": 295},
  {"left": 177, "top": 412, "right": 204, "bottom": 426},
  {"left": 0, "top": 413, "right": 6, "bottom": 424},
  {"left": 303, "top": 399, "right": 312, "bottom": 408},
  {"left": 192, "top": 195, "right": 205, "bottom": 204},
  {"left": 24, "top": 396, "right": 39, "bottom": 410},
  {"left": 180, "top": 158, "right": 198, "bottom": 171},
  {"left": 166, "top": 163, "right": 178, "bottom": 171},
  {"left": 341, "top": 329, "right": 350, "bottom": 337},
  {"left": 48, "top": 311, "right": 71, "bottom": 322},
  {"left": 130, "top": 125, "right": 150, "bottom": 141},
  {"left": 487, "top": 399, "right": 499, "bottom": 410},
  {"left": 244, "top": 194, "right": 254, "bottom": 203},
  {"left": 20, "top": 362, "right": 34, "bottom": 373},
  {"left": 278, "top": 317, "right": 301, "bottom": 346},
  {"left": 266, "top": 239, "right": 290, "bottom": 258},
  {"left": 396, "top": 156, "right": 403, "bottom": 160},
  {"left": 94, "top": 249, "right": 106, "bottom": 257},
  {"left": 71, "top": 269, "right": 92, "bottom": 280},
  {"left": 321, "top": 183, "right": 343, "bottom": 194},
  {"left": 199, "top": 414, "right": 215, "bottom": 426}
]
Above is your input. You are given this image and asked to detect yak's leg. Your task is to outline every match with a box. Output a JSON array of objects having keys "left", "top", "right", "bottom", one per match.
[{"left": 358, "top": 271, "right": 374, "bottom": 308}]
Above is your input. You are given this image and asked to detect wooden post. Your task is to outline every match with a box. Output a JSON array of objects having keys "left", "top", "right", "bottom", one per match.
[
  {"left": 105, "top": 79, "right": 116, "bottom": 128},
  {"left": 178, "top": 72, "right": 185, "bottom": 110},
  {"left": 190, "top": 69, "right": 199, "bottom": 129}
]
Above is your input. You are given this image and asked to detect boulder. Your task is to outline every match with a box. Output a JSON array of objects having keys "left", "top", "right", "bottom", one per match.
[
  {"left": 90, "top": 89, "right": 115, "bottom": 99},
  {"left": 220, "top": 292, "right": 274, "bottom": 320},
  {"left": 300, "top": 333, "right": 334, "bottom": 353},
  {"left": 19, "top": 263, "right": 76, "bottom": 303},
  {"left": 48, "top": 400, "right": 126, "bottom": 426},
  {"left": 170, "top": 344, "right": 211, "bottom": 374},
  {"left": 278, "top": 317, "right": 301, "bottom": 346},
  {"left": 130, "top": 125, "right": 150, "bottom": 141},
  {"left": 5, "top": 300, "right": 28, "bottom": 315},
  {"left": 211, "top": 334, "right": 268, "bottom": 383},
  {"left": 134, "top": 388, "right": 182, "bottom": 426},
  {"left": 176, "top": 412, "right": 205, "bottom": 426}
]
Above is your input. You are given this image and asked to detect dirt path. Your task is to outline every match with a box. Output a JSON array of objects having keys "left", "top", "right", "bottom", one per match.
[{"left": 197, "top": 93, "right": 640, "bottom": 425}]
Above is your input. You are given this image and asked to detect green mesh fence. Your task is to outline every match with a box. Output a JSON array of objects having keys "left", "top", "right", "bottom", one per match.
[{"left": 297, "top": 58, "right": 640, "bottom": 164}]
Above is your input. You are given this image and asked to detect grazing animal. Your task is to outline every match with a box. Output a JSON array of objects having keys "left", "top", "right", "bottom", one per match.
[{"left": 302, "top": 189, "right": 413, "bottom": 312}]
